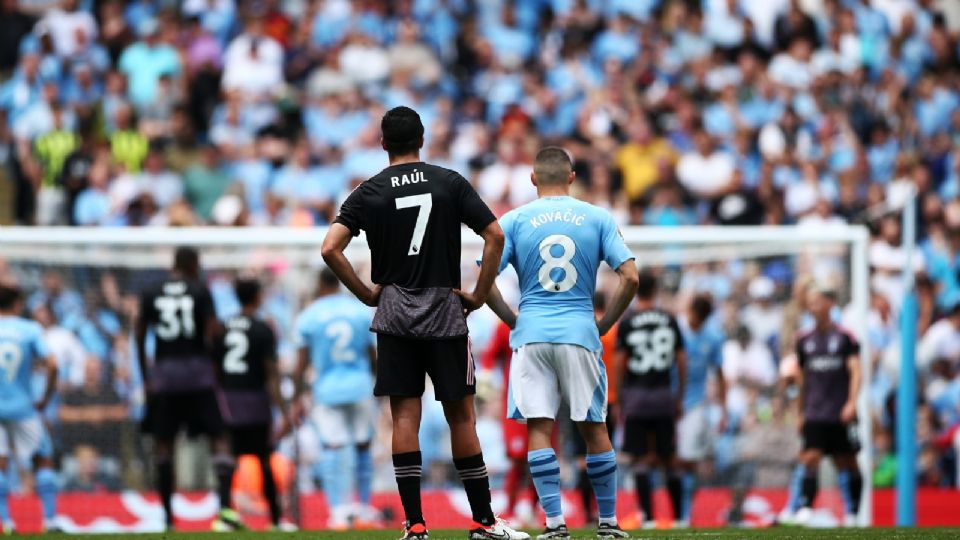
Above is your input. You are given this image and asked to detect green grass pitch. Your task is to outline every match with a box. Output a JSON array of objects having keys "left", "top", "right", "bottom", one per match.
[{"left": 30, "top": 529, "right": 960, "bottom": 540}]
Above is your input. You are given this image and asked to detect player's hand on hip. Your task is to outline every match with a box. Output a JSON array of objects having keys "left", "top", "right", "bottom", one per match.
[
  {"left": 362, "top": 284, "right": 383, "bottom": 307},
  {"left": 841, "top": 401, "right": 857, "bottom": 423},
  {"left": 453, "top": 288, "right": 485, "bottom": 313},
  {"left": 596, "top": 317, "right": 611, "bottom": 337}
]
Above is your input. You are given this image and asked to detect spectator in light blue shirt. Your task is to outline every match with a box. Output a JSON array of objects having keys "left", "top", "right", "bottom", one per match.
[
  {"left": 592, "top": 14, "right": 639, "bottom": 63},
  {"left": 117, "top": 19, "right": 181, "bottom": 107},
  {"left": 915, "top": 78, "right": 959, "bottom": 138},
  {"left": 483, "top": 5, "right": 535, "bottom": 64}
]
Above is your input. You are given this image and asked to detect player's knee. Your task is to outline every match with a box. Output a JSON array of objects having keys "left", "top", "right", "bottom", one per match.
[
  {"left": 800, "top": 451, "right": 822, "bottom": 468},
  {"left": 577, "top": 422, "right": 612, "bottom": 451},
  {"left": 442, "top": 400, "right": 475, "bottom": 426}
]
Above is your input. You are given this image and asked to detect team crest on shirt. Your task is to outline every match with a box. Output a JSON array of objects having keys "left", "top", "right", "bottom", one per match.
[
  {"left": 828, "top": 335, "right": 840, "bottom": 355},
  {"left": 805, "top": 339, "right": 816, "bottom": 354}
]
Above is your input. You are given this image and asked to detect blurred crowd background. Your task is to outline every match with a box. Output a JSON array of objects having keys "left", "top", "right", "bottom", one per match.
[{"left": 1, "top": 0, "right": 960, "bottom": 520}]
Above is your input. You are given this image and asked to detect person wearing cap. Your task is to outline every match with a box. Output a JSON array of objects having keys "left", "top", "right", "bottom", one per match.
[
  {"left": 321, "top": 106, "right": 527, "bottom": 540},
  {"left": 779, "top": 286, "right": 863, "bottom": 527}
]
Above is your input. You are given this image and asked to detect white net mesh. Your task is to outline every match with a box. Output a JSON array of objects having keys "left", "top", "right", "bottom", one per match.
[{"left": 0, "top": 225, "right": 870, "bottom": 531}]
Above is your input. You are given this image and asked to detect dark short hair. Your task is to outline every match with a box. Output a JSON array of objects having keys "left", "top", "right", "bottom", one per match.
[
  {"left": 691, "top": 293, "right": 714, "bottom": 321},
  {"left": 0, "top": 285, "right": 21, "bottom": 311},
  {"left": 173, "top": 246, "right": 200, "bottom": 275},
  {"left": 532, "top": 146, "right": 573, "bottom": 185},
  {"left": 234, "top": 278, "right": 261, "bottom": 307},
  {"left": 318, "top": 267, "right": 340, "bottom": 290},
  {"left": 636, "top": 270, "right": 658, "bottom": 300},
  {"left": 381, "top": 106, "right": 424, "bottom": 157}
]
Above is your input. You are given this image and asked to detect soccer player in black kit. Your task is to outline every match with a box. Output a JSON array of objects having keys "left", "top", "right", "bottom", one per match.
[
  {"left": 212, "top": 278, "right": 290, "bottom": 531},
  {"left": 782, "top": 287, "right": 862, "bottom": 527},
  {"left": 321, "top": 106, "right": 527, "bottom": 540},
  {"left": 135, "top": 247, "right": 236, "bottom": 531},
  {"left": 615, "top": 272, "right": 686, "bottom": 528}
]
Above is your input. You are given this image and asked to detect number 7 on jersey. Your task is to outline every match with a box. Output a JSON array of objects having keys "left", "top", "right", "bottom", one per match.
[{"left": 395, "top": 194, "right": 432, "bottom": 256}]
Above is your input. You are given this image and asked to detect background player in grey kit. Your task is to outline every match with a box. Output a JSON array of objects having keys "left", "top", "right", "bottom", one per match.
[
  {"left": 320, "top": 106, "right": 527, "bottom": 540},
  {"left": 135, "top": 247, "right": 237, "bottom": 531},
  {"left": 781, "top": 287, "right": 863, "bottom": 527},
  {"left": 213, "top": 278, "right": 290, "bottom": 531},
  {"left": 615, "top": 271, "right": 686, "bottom": 528}
]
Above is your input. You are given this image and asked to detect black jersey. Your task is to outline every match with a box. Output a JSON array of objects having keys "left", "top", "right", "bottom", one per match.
[
  {"left": 796, "top": 325, "right": 859, "bottom": 423},
  {"left": 334, "top": 162, "right": 496, "bottom": 289},
  {"left": 139, "top": 276, "right": 216, "bottom": 393},
  {"left": 618, "top": 308, "right": 684, "bottom": 386},
  {"left": 616, "top": 308, "right": 684, "bottom": 419},
  {"left": 214, "top": 314, "right": 277, "bottom": 426},
  {"left": 215, "top": 314, "right": 277, "bottom": 391},
  {"left": 139, "top": 277, "right": 215, "bottom": 362}
]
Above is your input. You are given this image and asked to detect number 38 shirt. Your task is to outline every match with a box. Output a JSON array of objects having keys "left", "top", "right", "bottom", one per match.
[
  {"left": 334, "top": 162, "right": 496, "bottom": 339},
  {"left": 495, "top": 195, "right": 634, "bottom": 352},
  {"left": 616, "top": 308, "right": 684, "bottom": 419},
  {"left": 139, "top": 278, "right": 216, "bottom": 393}
]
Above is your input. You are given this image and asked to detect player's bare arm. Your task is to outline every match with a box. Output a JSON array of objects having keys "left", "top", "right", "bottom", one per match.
[
  {"left": 322, "top": 223, "right": 382, "bottom": 307},
  {"left": 675, "top": 349, "right": 687, "bottom": 418},
  {"left": 289, "top": 347, "right": 311, "bottom": 428},
  {"left": 135, "top": 315, "right": 150, "bottom": 392},
  {"left": 484, "top": 282, "right": 517, "bottom": 329},
  {"left": 794, "top": 368, "right": 806, "bottom": 432},
  {"left": 714, "top": 359, "right": 727, "bottom": 431},
  {"left": 35, "top": 354, "right": 57, "bottom": 412},
  {"left": 596, "top": 261, "right": 638, "bottom": 336},
  {"left": 842, "top": 354, "right": 861, "bottom": 423},
  {"left": 454, "top": 220, "right": 504, "bottom": 312},
  {"left": 266, "top": 355, "right": 289, "bottom": 426}
]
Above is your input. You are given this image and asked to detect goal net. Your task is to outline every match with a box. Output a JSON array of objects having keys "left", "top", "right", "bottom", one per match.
[{"left": 0, "top": 225, "right": 870, "bottom": 532}]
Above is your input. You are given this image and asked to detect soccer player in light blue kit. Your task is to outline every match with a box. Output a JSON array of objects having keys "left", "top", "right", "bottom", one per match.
[
  {"left": 293, "top": 268, "right": 378, "bottom": 528},
  {"left": 675, "top": 293, "right": 726, "bottom": 526},
  {"left": 484, "top": 148, "right": 639, "bottom": 539},
  {"left": 0, "top": 285, "right": 59, "bottom": 534}
]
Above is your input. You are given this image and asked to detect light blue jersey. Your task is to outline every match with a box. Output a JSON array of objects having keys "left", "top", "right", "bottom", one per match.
[
  {"left": 0, "top": 316, "right": 50, "bottom": 420},
  {"left": 679, "top": 319, "right": 724, "bottom": 410},
  {"left": 294, "top": 294, "right": 375, "bottom": 406},
  {"left": 497, "top": 196, "right": 634, "bottom": 351}
]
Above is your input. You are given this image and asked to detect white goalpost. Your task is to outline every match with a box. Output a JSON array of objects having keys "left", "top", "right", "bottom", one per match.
[{"left": 0, "top": 224, "right": 873, "bottom": 528}]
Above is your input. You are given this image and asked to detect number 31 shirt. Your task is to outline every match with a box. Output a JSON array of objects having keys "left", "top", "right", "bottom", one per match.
[
  {"left": 139, "top": 277, "right": 216, "bottom": 393},
  {"left": 494, "top": 195, "right": 635, "bottom": 352}
]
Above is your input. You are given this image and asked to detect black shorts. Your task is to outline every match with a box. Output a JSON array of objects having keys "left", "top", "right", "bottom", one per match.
[
  {"left": 622, "top": 416, "right": 676, "bottom": 461},
  {"left": 570, "top": 414, "right": 617, "bottom": 457},
  {"left": 230, "top": 424, "right": 272, "bottom": 456},
  {"left": 374, "top": 334, "right": 475, "bottom": 402},
  {"left": 145, "top": 390, "right": 225, "bottom": 441},
  {"left": 802, "top": 421, "right": 858, "bottom": 455}
]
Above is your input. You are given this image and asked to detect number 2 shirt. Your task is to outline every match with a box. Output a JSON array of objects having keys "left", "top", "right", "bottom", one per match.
[
  {"left": 214, "top": 314, "right": 277, "bottom": 426},
  {"left": 294, "top": 293, "right": 375, "bottom": 406},
  {"left": 495, "top": 195, "right": 635, "bottom": 352}
]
